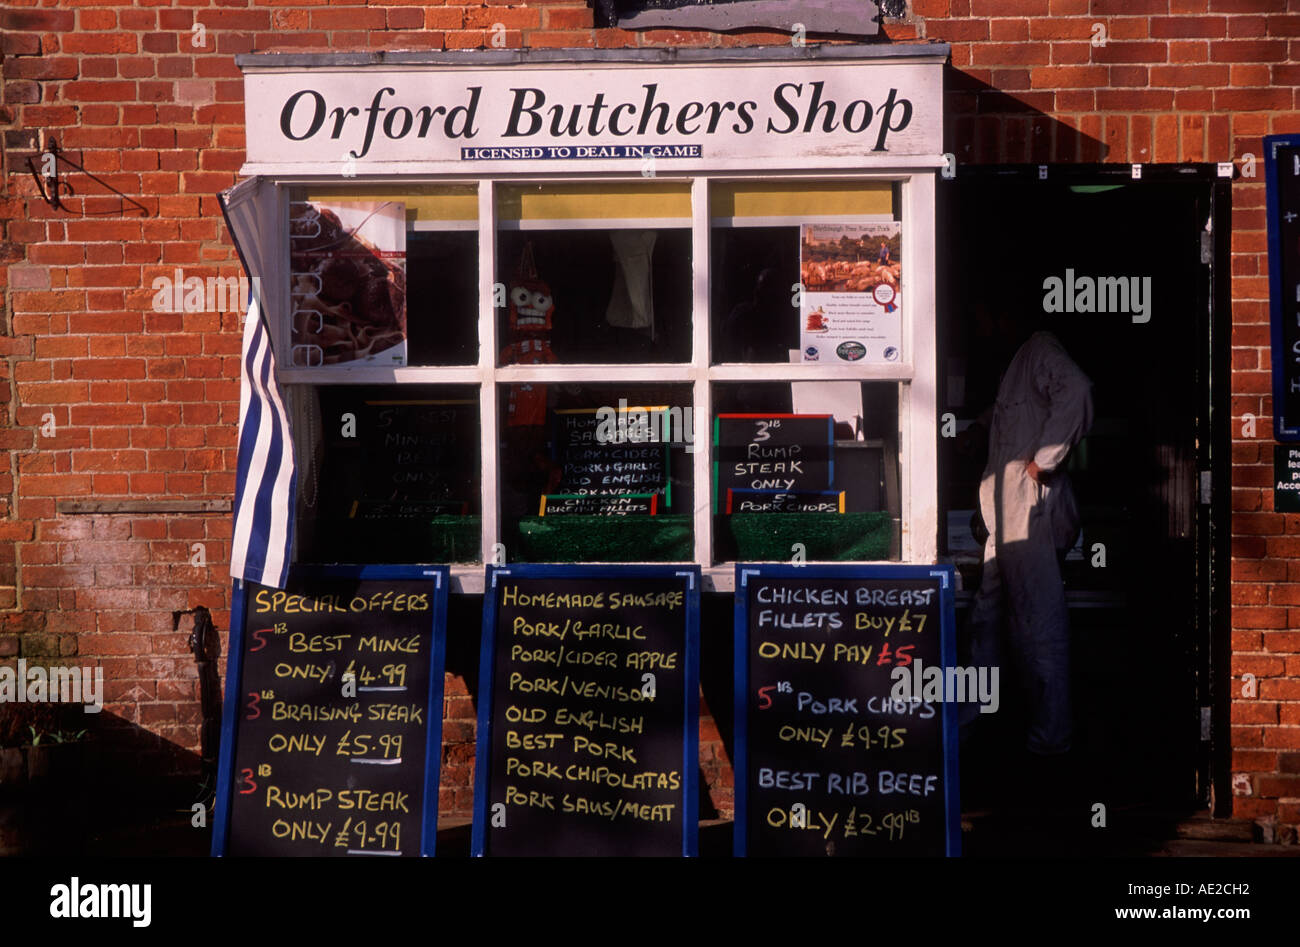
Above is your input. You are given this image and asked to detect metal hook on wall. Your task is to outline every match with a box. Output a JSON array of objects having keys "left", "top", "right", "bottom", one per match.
[
  {"left": 25, "top": 139, "right": 149, "bottom": 216},
  {"left": 27, "top": 141, "right": 67, "bottom": 210}
]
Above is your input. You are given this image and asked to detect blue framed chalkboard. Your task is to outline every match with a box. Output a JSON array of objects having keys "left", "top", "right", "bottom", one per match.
[
  {"left": 1267, "top": 134, "right": 1300, "bottom": 442},
  {"left": 472, "top": 564, "right": 701, "bottom": 857},
  {"left": 212, "top": 564, "right": 449, "bottom": 857},
  {"left": 733, "top": 563, "right": 960, "bottom": 857}
]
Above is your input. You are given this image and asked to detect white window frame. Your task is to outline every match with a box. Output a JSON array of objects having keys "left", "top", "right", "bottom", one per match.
[{"left": 273, "top": 171, "right": 938, "bottom": 592}]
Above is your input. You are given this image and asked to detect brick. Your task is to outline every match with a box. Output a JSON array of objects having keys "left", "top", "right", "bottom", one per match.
[
  {"left": 62, "top": 33, "right": 138, "bottom": 55},
  {"left": 1216, "top": 87, "right": 1296, "bottom": 111},
  {"left": 971, "top": 43, "right": 1052, "bottom": 66},
  {"left": 1212, "top": 0, "right": 1287, "bottom": 11},
  {"left": 542, "top": 7, "right": 593, "bottom": 29},
  {"left": 1, "top": 32, "right": 40, "bottom": 55},
  {"left": 1093, "top": 41, "right": 1168, "bottom": 63},
  {"left": 935, "top": 18, "right": 989, "bottom": 41},
  {"left": 4, "top": 57, "right": 78, "bottom": 80},
  {"left": 1109, "top": 66, "right": 1149, "bottom": 88},
  {"left": 1234, "top": 750, "right": 1278, "bottom": 771},
  {"left": 970, "top": 0, "right": 1049, "bottom": 11},
  {"left": 525, "top": 30, "right": 595, "bottom": 48},
  {"left": 120, "top": 9, "right": 156, "bottom": 31},
  {"left": 1150, "top": 64, "right": 1229, "bottom": 86},
  {"left": 1150, "top": 16, "right": 1227, "bottom": 38},
  {"left": 1262, "top": 630, "right": 1300, "bottom": 651},
  {"left": 1096, "top": 89, "right": 1176, "bottom": 110},
  {"left": 58, "top": 81, "right": 138, "bottom": 103},
  {"left": 1210, "top": 39, "right": 1287, "bottom": 61},
  {"left": 1030, "top": 65, "right": 1108, "bottom": 88},
  {"left": 1169, "top": 40, "right": 1209, "bottom": 62},
  {"left": 1232, "top": 701, "right": 1279, "bottom": 724},
  {"left": 1232, "top": 605, "right": 1288, "bottom": 629},
  {"left": 76, "top": 10, "right": 115, "bottom": 30},
  {"left": 309, "top": 9, "right": 386, "bottom": 30},
  {"left": 1, "top": 9, "right": 75, "bottom": 31},
  {"left": 1232, "top": 725, "right": 1265, "bottom": 748}
]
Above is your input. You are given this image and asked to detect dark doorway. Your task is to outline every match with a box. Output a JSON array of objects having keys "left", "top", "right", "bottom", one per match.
[{"left": 937, "top": 166, "right": 1230, "bottom": 836}]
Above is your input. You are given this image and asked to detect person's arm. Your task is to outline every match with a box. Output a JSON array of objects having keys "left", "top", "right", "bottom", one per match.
[{"left": 1026, "top": 340, "right": 1093, "bottom": 480}]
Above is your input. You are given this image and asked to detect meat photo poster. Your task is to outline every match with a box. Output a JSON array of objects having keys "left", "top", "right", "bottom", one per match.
[
  {"left": 799, "top": 221, "right": 902, "bottom": 366},
  {"left": 289, "top": 200, "right": 408, "bottom": 367}
]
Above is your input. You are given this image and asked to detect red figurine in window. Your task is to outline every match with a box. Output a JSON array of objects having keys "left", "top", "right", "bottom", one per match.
[
  {"left": 500, "top": 243, "right": 557, "bottom": 429},
  {"left": 500, "top": 244, "right": 562, "bottom": 499}
]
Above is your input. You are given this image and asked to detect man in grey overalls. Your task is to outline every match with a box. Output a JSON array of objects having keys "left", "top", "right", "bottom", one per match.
[{"left": 964, "top": 329, "right": 1094, "bottom": 758}]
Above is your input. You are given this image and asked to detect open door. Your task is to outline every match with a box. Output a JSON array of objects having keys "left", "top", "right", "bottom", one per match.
[{"left": 938, "top": 166, "right": 1231, "bottom": 830}]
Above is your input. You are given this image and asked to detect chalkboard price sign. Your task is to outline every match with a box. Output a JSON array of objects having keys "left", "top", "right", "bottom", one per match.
[
  {"left": 734, "top": 564, "right": 960, "bottom": 857},
  {"left": 473, "top": 564, "right": 700, "bottom": 857},
  {"left": 726, "top": 488, "right": 845, "bottom": 514},
  {"left": 323, "top": 398, "right": 478, "bottom": 510},
  {"left": 713, "top": 414, "right": 834, "bottom": 512},
  {"left": 212, "top": 565, "right": 449, "bottom": 857},
  {"left": 540, "top": 493, "right": 659, "bottom": 516}
]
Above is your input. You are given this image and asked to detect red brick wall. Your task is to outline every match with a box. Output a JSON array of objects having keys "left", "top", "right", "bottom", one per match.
[{"left": 1, "top": 0, "right": 1297, "bottom": 828}]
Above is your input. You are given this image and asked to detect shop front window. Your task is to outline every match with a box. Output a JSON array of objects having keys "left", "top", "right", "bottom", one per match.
[
  {"left": 281, "top": 177, "right": 922, "bottom": 573},
  {"left": 296, "top": 384, "right": 481, "bottom": 564},
  {"left": 711, "top": 382, "right": 900, "bottom": 564},
  {"left": 500, "top": 382, "right": 695, "bottom": 563}
]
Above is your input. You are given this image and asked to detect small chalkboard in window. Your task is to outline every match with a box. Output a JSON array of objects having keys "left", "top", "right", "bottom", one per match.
[
  {"left": 551, "top": 407, "right": 671, "bottom": 512},
  {"left": 713, "top": 414, "right": 834, "bottom": 513}
]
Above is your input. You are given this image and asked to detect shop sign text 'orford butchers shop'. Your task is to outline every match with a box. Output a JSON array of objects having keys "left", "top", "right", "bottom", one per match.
[{"left": 239, "top": 57, "right": 944, "bottom": 176}]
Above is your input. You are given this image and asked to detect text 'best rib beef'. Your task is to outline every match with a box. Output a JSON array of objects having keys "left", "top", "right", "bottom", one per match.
[{"left": 289, "top": 201, "right": 407, "bottom": 367}]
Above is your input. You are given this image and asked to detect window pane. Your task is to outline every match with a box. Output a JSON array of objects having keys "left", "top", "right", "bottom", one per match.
[
  {"left": 499, "top": 382, "right": 695, "bottom": 562},
  {"left": 296, "top": 384, "right": 481, "bottom": 564},
  {"left": 497, "top": 183, "right": 692, "bottom": 365},
  {"left": 289, "top": 185, "right": 478, "bottom": 367},
  {"left": 710, "top": 225, "right": 800, "bottom": 363},
  {"left": 711, "top": 181, "right": 899, "bottom": 364},
  {"left": 711, "top": 382, "right": 900, "bottom": 563}
]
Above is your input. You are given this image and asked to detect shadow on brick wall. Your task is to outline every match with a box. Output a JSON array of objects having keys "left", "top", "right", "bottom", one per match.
[
  {"left": 0, "top": 700, "right": 210, "bottom": 856},
  {"left": 944, "top": 66, "right": 1109, "bottom": 166}
]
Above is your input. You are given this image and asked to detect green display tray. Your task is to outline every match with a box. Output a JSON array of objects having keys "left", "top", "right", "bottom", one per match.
[
  {"left": 719, "top": 512, "right": 893, "bottom": 561},
  {"left": 515, "top": 514, "right": 693, "bottom": 563},
  {"left": 312, "top": 512, "right": 889, "bottom": 565},
  {"left": 426, "top": 515, "right": 483, "bottom": 563}
]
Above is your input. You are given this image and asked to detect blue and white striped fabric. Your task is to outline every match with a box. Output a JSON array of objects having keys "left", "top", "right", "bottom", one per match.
[{"left": 229, "top": 293, "right": 296, "bottom": 589}]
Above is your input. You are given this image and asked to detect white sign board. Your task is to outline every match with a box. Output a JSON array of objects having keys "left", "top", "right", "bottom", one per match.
[
  {"left": 241, "top": 58, "right": 944, "bottom": 176},
  {"left": 799, "top": 221, "right": 902, "bottom": 365}
]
